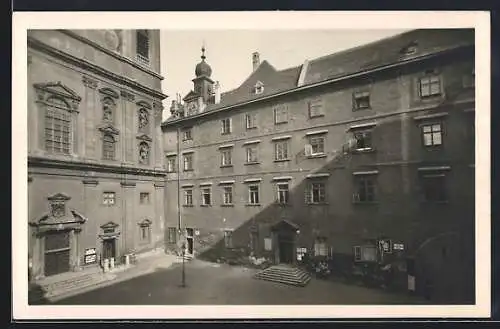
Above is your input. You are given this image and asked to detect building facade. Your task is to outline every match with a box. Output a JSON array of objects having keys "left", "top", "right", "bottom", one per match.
[
  {"left": 27, "top": 30, "right": 167, "bottom": 280},
  {"left": 161, "top": 29, "right": 476, "bottom": 303}
]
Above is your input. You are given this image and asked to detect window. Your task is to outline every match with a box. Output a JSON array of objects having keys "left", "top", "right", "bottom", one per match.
[
  {"left": 462, "top": 68, "right": 475, "bottom": 89},
  {"left": 419, "top": 74, "right": 442, "bottom": 98},
  {"left": 248, "top": 185, "right": 260, "bottom": 205},
  {"left": 309, "top": 136, "right": 325, "bottom": 155},
  {"left": 246, "top": 145, "right": 259, "bottom": 163},
  {"left": 222, "top": 186, "right": 233, "bottom": 205},
  {"left": 353, "top": 91, "right": 370, "bottom": 110},
  {"left": 305, "top": 182, "right": 326, "bottom": 204},
  {"left": 224, "top": 230, "right": 233, "bottom": 248},
  {"left": 308, "top": 98, "right": 324, "bottom": 118},
  {"left": 314, "top": 237, "right": 328, "bottom": 256},
  {"left": 245, "top": 113, "right": 257, "bottom": 129},
  {"left": 422, "top": 123, "right": 443, "bottom": 147},
  {"left": 182, "top": 128, "right": 192, "bottom": 141},
  {"left": 140, "top": 224, "right": 151, "bottom": 243},
  {"left": 353, "top": 176, "right": 376, "bottom": 203},
  {"left": 45, "top": 103, "right": 71, "bottom": 154},
  {"left": 183, "top": 189, "right": 193, "bottom": 206},
  {"left": 140, "top": 192, "right": 150, "bottom": 204},
  {"left": 136, "top": 30, "right": 150, "bottom": 64},
  {"left": 166, "top": 155, "right": 177, "bottom": 172},
  {"left": 103, "top": 192, "right": 116, "bottom": 206},
  {"left": 354, "top": 245, "right": 377, "bottom": 262},
  {"left": 183, "top": 153, "right": 193, "bottom": 171},
  {"left": 254, "top": 81, "right": 264, "bottom": 95},
  {"left": 276, "top": 183, "right": 290, "bottom": 204},
  {"left": 102, "top": 134, "right": 115, "bottom": 160},
  {"left": 421, "top": 174, "right": 447, "bottom": 202},
  {"left": 201, "top": 188, "right": 212, "bottom": 206},
  {"left": 353, "top": 131, "right": 373, "bottom": 151},
  {"left": 220, "top": 148, "right": 232, "bottom": 166},
  {"left": 274, "top": 105, "right": 288, "bottom": 124},
  {"left": 274, "top": 141, "right": 289, "bottom": 161},
  {"left": 168, "top": 227, "right": 177, "bottom": 244},
  {"left": 221, "top": 118, "right": 232, "bottom": 135}
]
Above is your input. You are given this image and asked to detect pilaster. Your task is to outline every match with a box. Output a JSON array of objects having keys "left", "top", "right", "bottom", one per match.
[
  {"left": 121, "top": 180, "right": 136, "bottom": 254},
  {"left": 83, "top": 76, "right": 99, "bottom": 158}
]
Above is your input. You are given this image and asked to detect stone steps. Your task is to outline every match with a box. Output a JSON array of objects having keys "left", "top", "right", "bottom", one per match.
[
  {"left": 254, "top": 265, "right": 311, "bottom": 287},
  {"left": 29, "top": 271, "right": 115, "bottom": 303}
]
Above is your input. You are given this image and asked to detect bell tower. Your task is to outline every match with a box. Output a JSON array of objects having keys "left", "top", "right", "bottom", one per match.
[{"left": 192, "top": 46, "right": 215, "bottom": 103}]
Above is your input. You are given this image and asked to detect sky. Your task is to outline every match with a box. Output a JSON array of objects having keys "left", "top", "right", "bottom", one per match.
[{"left": 159, "top": 29, "right": 410, "bottom": 120}]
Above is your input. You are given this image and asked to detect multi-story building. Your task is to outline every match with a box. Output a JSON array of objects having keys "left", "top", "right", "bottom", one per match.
[
  {"left": 27, "top": 30, "right": 167, "bottom": 280},
  {"left": 162, "top": 29, "right": 475, "bottom": 303}
]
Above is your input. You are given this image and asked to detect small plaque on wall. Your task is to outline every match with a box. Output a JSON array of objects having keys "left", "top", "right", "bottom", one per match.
[
  {"left": 84, "top": 248, "right": 97, "bottom": 264},
  {"left": 264, "top": 238, "right": 272, "bottom": 251}
]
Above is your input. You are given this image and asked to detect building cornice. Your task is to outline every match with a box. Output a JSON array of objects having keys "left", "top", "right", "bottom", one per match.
[
  {"left": 28, "top": 36, "right": 168, "bottom": 101},
  {"left": 28, "top": 156, "right": 167, "bottom": 177},
  {"left": 60, "top": 30, "right": 164, "bottom": 81},
  {"left": 162, "top": 45, "right": 473, "bottom": 127}
]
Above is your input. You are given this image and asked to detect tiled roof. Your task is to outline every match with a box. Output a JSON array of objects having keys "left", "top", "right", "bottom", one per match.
[
  {"left": 204, "top": 60, "right": 301, "bottom": 112},
  {"left": 303, "top": 28, "right": 474, "bottom": 85},
  {"left": 165, "top": 28, "right": 474, "bottom": 123}
]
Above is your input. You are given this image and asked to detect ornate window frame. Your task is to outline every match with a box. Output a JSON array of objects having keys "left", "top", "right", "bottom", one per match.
[{"left": 33, "top": 82, "right": 82, "bottom": 156}]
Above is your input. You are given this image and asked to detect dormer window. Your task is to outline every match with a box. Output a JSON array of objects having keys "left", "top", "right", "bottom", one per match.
[
  {"left": 254, "top": 81, "right": 264, "bottom": 95},
  {"left": 401, "top": 41, "right": 418, "bottom": 55}
]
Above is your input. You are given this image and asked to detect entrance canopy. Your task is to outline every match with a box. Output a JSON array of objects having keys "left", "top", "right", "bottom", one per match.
[{"left": 271, "top": 219, "right": 299, "bottom": 232}]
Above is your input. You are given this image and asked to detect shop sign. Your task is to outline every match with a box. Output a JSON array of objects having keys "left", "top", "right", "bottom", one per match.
[
  {"left": 393, "top": 243, "right": 405, "bottom": 251},
  {"left": 84, "top": 248, "right": 97, "bottom": 264},
  {"left": 264, "top": 238, "right": 272, "bottom": 251}
]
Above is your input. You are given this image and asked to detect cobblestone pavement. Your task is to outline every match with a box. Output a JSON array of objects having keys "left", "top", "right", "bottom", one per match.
[{"left": 53, "top": 259, "right": 427, "bottom": 305}]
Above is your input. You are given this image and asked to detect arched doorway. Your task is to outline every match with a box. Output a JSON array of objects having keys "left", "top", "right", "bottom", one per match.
[{"left": 271, "top": 219, "right": 299, "bottom": 265}]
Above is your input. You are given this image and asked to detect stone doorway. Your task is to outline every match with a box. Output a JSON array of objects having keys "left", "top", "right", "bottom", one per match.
[{"left": 271, "top": 219, "right": 299, "bottom": 265}]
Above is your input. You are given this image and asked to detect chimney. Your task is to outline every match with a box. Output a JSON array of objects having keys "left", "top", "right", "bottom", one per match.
[
  {"left": 252, "top": 52, "right": 260, "bottom": 71},
  {"left": 214, "top": 81, "right": 221, "bottom": 104}
]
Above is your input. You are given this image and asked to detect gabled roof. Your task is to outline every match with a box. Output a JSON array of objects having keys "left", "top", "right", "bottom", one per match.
[
  {"left": 164, "top": 28, "right": 474, "bottom": 125},
  {"left": 183, "top": 90, "right": 200, "bottom": 101},
  {"left": 204, "top": 60, "right": 301, "bottom": 112}
]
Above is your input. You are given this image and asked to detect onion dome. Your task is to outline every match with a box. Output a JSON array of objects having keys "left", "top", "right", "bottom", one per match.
[{"left": 195, "top": 46, "right": 212, "bottom": 78}]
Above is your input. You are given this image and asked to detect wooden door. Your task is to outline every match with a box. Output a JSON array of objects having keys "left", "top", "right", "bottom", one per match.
[{"left": 44, "top": 231, "right": 70, "bottom": 276}]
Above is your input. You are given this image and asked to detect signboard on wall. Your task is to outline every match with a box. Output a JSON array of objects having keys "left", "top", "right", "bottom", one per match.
[
  {"left": 84, "top": 248, "right": 97, "bottom": 264},
  {"left": 264, "top": 238, "right": 272, "bottom": 251}
]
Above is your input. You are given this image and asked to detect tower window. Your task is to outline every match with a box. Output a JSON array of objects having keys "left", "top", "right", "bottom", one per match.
[{"left": 136, "top": 30, "right": 150, "bottom": 65}]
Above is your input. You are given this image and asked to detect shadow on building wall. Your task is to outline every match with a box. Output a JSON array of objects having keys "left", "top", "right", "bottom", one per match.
[{"left": 189, "top": 112, "right": 475, "bottom": 304}]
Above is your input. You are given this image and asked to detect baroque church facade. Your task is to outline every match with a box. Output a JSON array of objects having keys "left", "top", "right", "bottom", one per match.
[{"left": 27, "top": 30, "right": 167, "bottom": 280}]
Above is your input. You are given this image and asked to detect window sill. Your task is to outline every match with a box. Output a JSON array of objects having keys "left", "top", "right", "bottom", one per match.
[
  {"left": 221, "top": 204, "right": 234, "bottom": 207},
  {"left": 166, "top": 171, "right": 176, "bottom": 174},
  {"left": 244, "top": 162, "right": 261, "bottom": 166},
  {"left": 274, "top": 159, "right": 291, "bottom": 163},
  {"left": 307, "top": 154, "right": 327, "bottom": 159},
  {"left": 419, "top": 94, "right": 443, "bottom": 101},
  {"left": 309, "top": 114, "right": 325, "bottom": 119},
  {"left": 200, "top": 204, "right": 212, "bottom": 207},
  {"left": 221, "top": 132, "right": 232, "bottom": 136},
  {"left": 307, "top": 202, "right": 328, "bottom": 206},
  {"left": 183, "top": 169, "right": 194, "bottom": 172},
  {"left": 220, "top": 165, "right": 234, "bottom": 168},
  {"left": 245, "top": 204, "right": 261, "bottom": 207},
  {"left": 423, "top": 145, "right": 443, "bottom": 150},
  {"left": 353, "top": 107, "right": 372, "bottom": 112},
  {"left": 246, "top": 127, "right": 257, "bottom": 130},
  {"left": 182, "top": 139, "right": 193, "bottom": 142},
  {"left": 274, "top": 121, "right": 288, "bottom": 125},
  {"left": 182, "top": 204, "right": 194, "bottom": 207},
  {"left": 353, "top": 148, "right": 376, "bottom": 154},
  {"left": 421, "top": 201, "right": 449, "bottom": 204}
]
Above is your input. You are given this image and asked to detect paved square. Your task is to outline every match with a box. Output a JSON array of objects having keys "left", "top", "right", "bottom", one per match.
[{"left": 52, "top": 260, "right": 426, "bottom": 305}]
